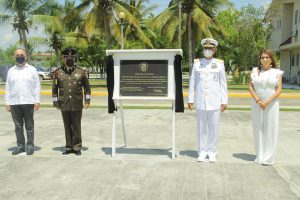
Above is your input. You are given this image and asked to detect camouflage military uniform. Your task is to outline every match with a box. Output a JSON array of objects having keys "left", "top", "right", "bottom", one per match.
[{"left": 52, "top": 65, "right": 91, "bottom": 151}]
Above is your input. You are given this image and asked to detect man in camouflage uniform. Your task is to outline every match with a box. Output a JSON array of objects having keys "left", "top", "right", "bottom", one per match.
[{"left": 52, "top": 48, "right": 91, "bottom": 156}]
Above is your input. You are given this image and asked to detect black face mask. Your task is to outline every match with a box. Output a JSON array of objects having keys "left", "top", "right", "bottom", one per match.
[
  {"left": 16, "top": 56, "right": 25, "bottom": 64},
  {"left": 66, "top": 58, "right": 74, "bottom": 67}
]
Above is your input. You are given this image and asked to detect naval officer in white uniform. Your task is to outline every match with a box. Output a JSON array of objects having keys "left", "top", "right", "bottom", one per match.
[{"left": 188, "top": 38, "right": 228, "bottom": 162}]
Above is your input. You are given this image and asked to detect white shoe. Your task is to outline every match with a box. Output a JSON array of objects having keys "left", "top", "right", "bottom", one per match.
[
  {"left": 197, "top": 151, "right": 207, "bottom": 162},
  {"left": 208, "top": 152, "right": 216, "bottom": 163}
]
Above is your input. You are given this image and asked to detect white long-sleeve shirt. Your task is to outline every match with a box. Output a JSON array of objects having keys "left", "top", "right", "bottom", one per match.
[{"left": 5, "top": 63, "right": 41, "bottom": 105}]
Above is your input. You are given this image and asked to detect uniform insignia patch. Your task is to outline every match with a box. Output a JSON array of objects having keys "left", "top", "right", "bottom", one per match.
[
  {"left": 211, "top": 63, "right": 217, "bottom": 69},
  {"left": 74, "top": 73, "right": 80, "bottom": 79}
]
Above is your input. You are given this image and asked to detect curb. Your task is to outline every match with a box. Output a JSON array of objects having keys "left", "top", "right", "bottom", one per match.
[{"left": 1, "top": 90, "right": 300, "bottom": 98}]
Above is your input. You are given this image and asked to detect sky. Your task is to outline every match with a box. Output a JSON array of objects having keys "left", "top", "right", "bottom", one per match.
[{"left": 0, "top": 0, "right": 269, "bottom": 51}]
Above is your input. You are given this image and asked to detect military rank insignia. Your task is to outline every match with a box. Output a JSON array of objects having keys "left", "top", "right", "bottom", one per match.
[
  {"left": 74, "top": 73, "right": 80, "bottom": 79},
  {"left": 211, "top": 63, "right": 217, "bottom": 69}
]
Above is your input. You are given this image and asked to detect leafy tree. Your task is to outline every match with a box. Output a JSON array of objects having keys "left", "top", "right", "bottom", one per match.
[
  {"left": 152, "top": 0, "right": 232, "bottom": 73},
  {"left": 0, "top": 45, "right": 17, "bottom": 65},
  {"left": 68, "top": 0, "right": 153, "bottom": 49},
  {"left": 215, "top": 4, "right": 275, "bottom": 75},
  {"left": 119, "top": 0, "right": 157, "bottom": 48},
  {"left": 32, "top": 0, "right": 88, "bottom": 67},
  {"left": 0, "top": 0, "right": 58, "bottom": 60}
]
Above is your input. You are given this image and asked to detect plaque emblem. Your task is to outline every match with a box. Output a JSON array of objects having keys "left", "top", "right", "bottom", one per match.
[{"left": 139, "top": 62, "right": 149, "bottom": 72}]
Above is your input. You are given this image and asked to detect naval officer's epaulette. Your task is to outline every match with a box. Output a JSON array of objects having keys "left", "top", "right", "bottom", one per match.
[
  {"left": 215, "top": 58, "right": 224, "bottom": 64},
  {"left": 194, "top": 58, "right": 200, "bottom": 63}
]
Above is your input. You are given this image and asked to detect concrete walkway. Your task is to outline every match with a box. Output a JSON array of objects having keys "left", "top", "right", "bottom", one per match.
[{"left": 0, "top": 108, "right": 299, "bottom": 199}]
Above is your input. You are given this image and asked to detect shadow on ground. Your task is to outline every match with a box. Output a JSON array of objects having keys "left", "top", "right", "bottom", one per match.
[
  {"left": 52, "top": 146, "right": 89, "bottom": 152},
  {"left": 179, "top": 150, "right": 198, "bottom": 158},
  {"left": 233, "top": 153, "right": 256, "bottom": 161},
  {"left": 8, "top": 146, "right": 42, "bottom": 152},
  {"left": 101, "top": 147, "right": 172, "bottom": 158}
]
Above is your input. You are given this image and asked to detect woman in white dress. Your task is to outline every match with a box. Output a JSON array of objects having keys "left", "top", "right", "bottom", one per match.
[{"left": 249, "top": 49, "right": 284, "bottom": 165}]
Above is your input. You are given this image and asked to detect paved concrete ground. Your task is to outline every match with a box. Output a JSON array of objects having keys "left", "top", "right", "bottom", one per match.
[{"left": 0, "top": 107, "right": 300, "bottom": 199}]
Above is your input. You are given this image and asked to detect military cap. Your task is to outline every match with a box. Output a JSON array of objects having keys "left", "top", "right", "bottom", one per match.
[
  {"left": 201, "top": 38, "right": 218, "bottom": 48},
  {"left": 62, "top": 48, "right": 77, "bottom": 56}
]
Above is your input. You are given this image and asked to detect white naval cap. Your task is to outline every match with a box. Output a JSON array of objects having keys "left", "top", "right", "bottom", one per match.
[{"left": 201, "top": 38, "right": 218, "bottom": 48}]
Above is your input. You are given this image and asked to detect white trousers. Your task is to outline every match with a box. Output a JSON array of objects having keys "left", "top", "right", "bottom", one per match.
[
  {"left": 251, "top": 98, "right": 279, "bottom": 165},
  {"left": 196, "top": 109, "right": 220, "bottom": 154}
]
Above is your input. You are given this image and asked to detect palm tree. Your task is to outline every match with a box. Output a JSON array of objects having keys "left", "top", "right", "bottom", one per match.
[
  {"left": 32, "top": 0, "right": 88, "bottom": 68},
  {"left": 68, "top": 0, "right": 153, "bottom": 49},
  {"left": 0, "top": 0, "right": 56, "bottom": 60},
  {"left": 116, "top": 0, "right": 157, "bottom": 48},
  {"left": 152, "top": 0, "right": 232, "bottom": 73}
]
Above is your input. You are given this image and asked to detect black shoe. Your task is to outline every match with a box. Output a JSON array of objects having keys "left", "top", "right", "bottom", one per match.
[
  {"left": 62, "top": 150, "right": 73, "bottom": 156},
  {"left": 12, "top": 148, "right": 25, "bottom": 155},
  {"left": 26, "top": 148, "right": 34, "bottom": 155},
  {"left": 74, "top": 150, "right": 81, "bottom": 156}
]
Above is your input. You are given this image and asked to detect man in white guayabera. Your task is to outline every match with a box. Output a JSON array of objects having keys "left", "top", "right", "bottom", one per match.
[{"left": 5, "top": 48, "right": 40, "bottom": 156}]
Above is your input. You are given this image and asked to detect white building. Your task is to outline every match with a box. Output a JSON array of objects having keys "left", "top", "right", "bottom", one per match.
[{"left": 269, "top": 0, "right": 300, "bottom": 84}]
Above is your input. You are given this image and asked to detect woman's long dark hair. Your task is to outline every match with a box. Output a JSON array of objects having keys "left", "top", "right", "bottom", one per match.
[{"left": 258, "top": 49, "right": 277, "bottom": 72}]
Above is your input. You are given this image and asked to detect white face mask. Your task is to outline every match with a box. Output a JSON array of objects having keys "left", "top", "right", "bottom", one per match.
[{"left": 203, "top": 49, "right": 214, "bottom": 58}]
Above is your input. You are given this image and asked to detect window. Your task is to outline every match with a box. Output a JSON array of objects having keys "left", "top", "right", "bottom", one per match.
[
  {"left": 297, "top": 54, "right": 299, "bottom": 66},
  {"left": 292, "top": 54, "right": 295, "bottom": 66},
  {"left": 295, "top": 10, "right": 298, "bottom": 24}
]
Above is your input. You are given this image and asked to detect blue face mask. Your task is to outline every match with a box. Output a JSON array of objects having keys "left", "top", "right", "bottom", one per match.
[{"left": 203, "top": 49, "right": 214, "bottom": 58}]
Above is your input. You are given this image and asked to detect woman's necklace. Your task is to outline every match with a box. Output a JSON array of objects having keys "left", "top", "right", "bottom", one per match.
[{"left": 260, "top": 69, "right": 271, "bottom": 89}]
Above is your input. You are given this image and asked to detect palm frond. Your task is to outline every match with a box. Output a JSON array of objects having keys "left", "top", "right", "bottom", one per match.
[
  {"left": 32, "top": 15, "right": 63, "bottom": 33},
  {"left": 0, "top": 14, "right": 11, "bottom": 25}
]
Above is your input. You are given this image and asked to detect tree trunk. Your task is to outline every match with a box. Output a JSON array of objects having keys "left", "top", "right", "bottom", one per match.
[
  {"left": 103, "top": 13, "right": 111, "bottom": 49},
  {"left": 55, "top": 48, "right": 60, "bottom": 68},
  {"left": 187, "top": 12, "right": 193, "bottom": 75},
  {"left": 20, "top": 29, "right": 30, "bottom": 61}
]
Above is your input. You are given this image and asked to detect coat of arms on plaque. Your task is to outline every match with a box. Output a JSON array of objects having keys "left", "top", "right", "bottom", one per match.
[{"left": 139, "top": 62, "right": 149, "bottom": 72}]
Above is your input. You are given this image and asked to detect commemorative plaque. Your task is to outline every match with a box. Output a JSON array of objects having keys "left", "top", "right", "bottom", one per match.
[{"left": 120, "top": 60, "right": 168, "bottom": 96}]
